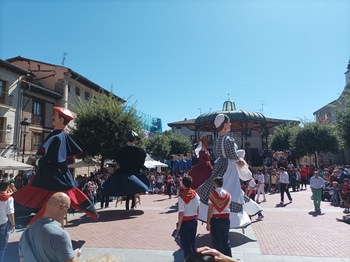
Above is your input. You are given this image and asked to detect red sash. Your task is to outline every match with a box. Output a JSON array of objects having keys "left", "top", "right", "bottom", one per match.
[
  {"left": 179, "top": 188, "right": 196, "bottom": 204},
  {"left": 209, "top": 190, "right": 230, "bottom": 213},
  {"left": 0, "top": 192, "right": 11, "bottom": 202}
]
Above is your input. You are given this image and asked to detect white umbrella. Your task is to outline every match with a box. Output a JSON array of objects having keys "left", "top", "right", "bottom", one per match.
[
  {"left": 144, "top": 162, "right": 156, "bottom": 169},
  {"left": 145, "top": 160, "right": 168, "bottom": 167},
  {"left": 145, "top": 154, "right": 168, "bottom": 167},
  {"left": 68, "top": 159, "right": 100, "bottom": 168},
  {"left": 0, "top": 157, "right": 33, "bottom": 170}
]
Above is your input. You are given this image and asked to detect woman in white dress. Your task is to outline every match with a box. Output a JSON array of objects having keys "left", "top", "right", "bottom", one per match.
[{"left": 197, "top": 114, "right": 261, "bottom": 229}]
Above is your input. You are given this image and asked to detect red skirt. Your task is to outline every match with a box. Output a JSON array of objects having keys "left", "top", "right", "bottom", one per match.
[{"left": 12, "top": 183, "right": 98, "bottom": 224}]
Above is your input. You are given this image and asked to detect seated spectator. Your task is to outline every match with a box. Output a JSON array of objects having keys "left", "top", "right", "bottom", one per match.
[
  {"left": 6, "top": 183, "right": 17, "bottom": 195},
  {"left": 327, "top": 181, "right": 340, "bottom": 206},
  {"left": 340, "top": 178, "right": 350, "bottom": 207},
  {"left": 336, "top": 214, "right": 350, "bottom": 224}
]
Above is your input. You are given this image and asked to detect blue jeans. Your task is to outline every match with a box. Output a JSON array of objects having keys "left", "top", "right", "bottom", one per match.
[
  {"left": 210, "top": 217, "right": 232, "bottom": 257},
  {"left": 179, "top": 218, "right": 198, "bottom": 259},
  {"left": 0, "top": 222, "right": 9, "bottom": 262}
]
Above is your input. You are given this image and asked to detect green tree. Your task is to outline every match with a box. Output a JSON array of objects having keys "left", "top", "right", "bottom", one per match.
[
  {"left": 334, "top": 89, "right": 350, "bottom": 149},
  {"left": 70, "top": 92, "right": 143, "bottom": 169},
  {"left": 146, "top": 134, "right": 170, "bottom": 160},
  {"left": 292, "top": 122, "right": 340, "bottom": 166},
  {"left": 163, "top": 131, "right": 192, "bottom": 156},
  {"left": 268, "top": 123, "right": 300, "bottom": 151}
]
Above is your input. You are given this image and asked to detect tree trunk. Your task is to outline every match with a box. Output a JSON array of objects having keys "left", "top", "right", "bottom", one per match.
[{"left": 314, "top": 152, "right": 318, "bottom": 167}]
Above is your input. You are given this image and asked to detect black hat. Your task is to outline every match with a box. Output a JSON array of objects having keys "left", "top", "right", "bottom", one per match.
[
  {"left": 125, "top": 130, "right": 138, "bottom": 142},
  {"left": 278, "top": 167, "right": 285, "bottom": 171}
]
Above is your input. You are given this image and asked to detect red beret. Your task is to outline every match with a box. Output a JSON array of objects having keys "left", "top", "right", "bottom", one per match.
[{"left": 53, "top": 107, "right": 74, "bottom": 121}]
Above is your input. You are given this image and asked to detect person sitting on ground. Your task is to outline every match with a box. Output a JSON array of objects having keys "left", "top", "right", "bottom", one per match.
[
  {"left": 335, "top": 214, "right": 350, "bottom": 224},
  {"left": 18, "top": 192, "right": 81, "bottom": 262}
]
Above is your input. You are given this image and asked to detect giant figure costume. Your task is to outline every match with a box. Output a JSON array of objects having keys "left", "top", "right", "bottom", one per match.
[
  {"left": 196, "top": 114, "right": 261, "bottom": 229},
  {"left": 188, "top": 138, "right": 213, "bottom": 189},
  {"left": 13, "top": 107, "right": 98, "bottom": 224},
  {"left": 102, "top": 131, "right": 151, "bottom": 196}
]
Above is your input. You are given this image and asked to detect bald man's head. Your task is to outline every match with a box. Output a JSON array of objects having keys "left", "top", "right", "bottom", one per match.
[{"left": 43, "top": 192, "right": 71, "bottom": 221}]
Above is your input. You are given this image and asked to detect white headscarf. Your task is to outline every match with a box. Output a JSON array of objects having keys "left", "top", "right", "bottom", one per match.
[{"left": 194, "top": 141, "right": 202, "bottom": 158}]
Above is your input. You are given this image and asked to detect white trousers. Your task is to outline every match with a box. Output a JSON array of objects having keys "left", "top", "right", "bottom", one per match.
[{"left": 256, "top": 184, "right": 266, "bottom": 202}]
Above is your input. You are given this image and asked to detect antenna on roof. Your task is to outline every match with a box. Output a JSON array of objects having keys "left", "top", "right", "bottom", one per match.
[
  {"left": 259, "top": 100, "right": 267, "bottom": 114},
  {"left": 62, "top": 52, "right": 68, "bottom": 66},
  {"left": 111, "top": 83, "right": 114, "bottom": 93},
  {"left": 228, "top": 93, "right": 230, "bottom": 100}
]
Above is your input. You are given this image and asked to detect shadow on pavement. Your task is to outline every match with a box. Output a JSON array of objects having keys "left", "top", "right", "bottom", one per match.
[
  {"left": 154, "top": 198, "right": 171, "bottom": 202},
  {"left": 159, "top": 204, "right": 178, "bottom": 214},
  {"left": 308, "top": 211, "right": 325, "bottom": 217},
  {"left": 173, "top": 249, "right": 184, "bottom": 262},
  {"left": 229, "top": 231, "right": 257, "bottom": 247},
  {"left": 275, "top": 202, "right": 292, "bottom": 208},
  {"left": 65, "top": 209, "right": 144, "bottom": 227}
]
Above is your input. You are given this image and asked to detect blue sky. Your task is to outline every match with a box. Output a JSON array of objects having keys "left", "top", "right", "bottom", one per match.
[{"left": 1, "top": 0, "right": 349, "bottom": 131}]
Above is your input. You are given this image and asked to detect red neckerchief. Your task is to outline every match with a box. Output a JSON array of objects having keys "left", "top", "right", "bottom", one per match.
[
  {"left": 0, "top": 192, "right": 11, "bottom": 202},
  {"left": 209, "top": 190, "right": 230, "bottom": 213},
  {"left": 179, "top": 188, "right": 196, "bottom": 204}
]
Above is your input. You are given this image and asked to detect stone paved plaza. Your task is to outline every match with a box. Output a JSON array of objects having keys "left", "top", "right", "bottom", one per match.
[{"left": 5, "top": 188, "right": 350, "bottom": 262}]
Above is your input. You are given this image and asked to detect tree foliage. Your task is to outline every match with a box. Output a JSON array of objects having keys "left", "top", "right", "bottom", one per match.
[
  {"left": 146, "top": 134, "right": 170, "bottom": 160},
  {"left": 292, "top": 122, "right": 339, "bottom": 165},
  {"left": 166, "top": 132, "right": 192, "bottom": 156},
  {"left": 146, "top": 131, "right": 192, "bottom": 160},
  {"left": 268, "top": 123, "right": 300, "bottom": 151},
  {"left": 334, "top": 89, "right": 350, "bottom": 148},
  {"left": 70, "top": 92, "right": 143, "bottom": 169}
]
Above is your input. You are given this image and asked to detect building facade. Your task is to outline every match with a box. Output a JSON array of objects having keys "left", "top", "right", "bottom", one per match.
[
  {"left": 312, "top": 60, "right": 350, "bottom": 165},
  {"left": 168, "top": 99, "right": 296, "bottom": 167}
]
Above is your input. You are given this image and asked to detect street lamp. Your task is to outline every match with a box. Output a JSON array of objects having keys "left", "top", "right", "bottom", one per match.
[{"left": 20, "top": 118, "right": 31, "bottom": 163}]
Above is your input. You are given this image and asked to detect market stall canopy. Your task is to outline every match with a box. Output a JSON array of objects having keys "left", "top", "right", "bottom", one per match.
[
  {"left": 144, "top": 162, "right": 156, "bottom": 169},
  {"left": 0, "top": 157, "right": 33, "bottom": 170},
  {"left": 145, "top": 154, "right": 168, "bottom": 168},
  {"left": 68, "top": 158, "right": 100, "bottom": 168}
]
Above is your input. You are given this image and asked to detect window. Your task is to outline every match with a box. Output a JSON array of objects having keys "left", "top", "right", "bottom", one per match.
[
  {"left": 0, "top": 117, "right": 4, "bottom": 143},
  {"left": 33, "top": 101, "right": 42, "bottom": 116},
  {"left": 85, "top": 91, "right": 90, "bottom": 100},
  {"left": 32, "top": 100, "right": 43, "bottom": 125},
  {"left": 75, "top": 87, "right": 80, "bottom": 96},
  {"left": 32, "top": 132, "right": 43, "bottom": 151},
  {"left": 0, "top": 80, "right": 6, "bottom": 104}
]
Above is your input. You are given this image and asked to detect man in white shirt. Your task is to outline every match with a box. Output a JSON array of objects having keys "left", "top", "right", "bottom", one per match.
[
  {"left": 310, "top": 170, "right": 324, "bottom": 213},
  {"left": 278, "top": 167, "right": 292, "bottom": 205}
]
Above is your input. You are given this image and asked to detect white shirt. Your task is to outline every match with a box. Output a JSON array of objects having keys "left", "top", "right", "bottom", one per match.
[
  {"left": 208, "top": 188, "right": 231, "bottom": 215},
  {"left": 279, "top": 171, "right": 289, "bottom": 184},
  {"left": 0, "top": 196, "right": 14, "bottom": 225},
  {"left": 178, "top": 192, "right": 200, "bottom": 217},
  {"left": 257, "top": 173, "right": 265, "bottom": 184}
]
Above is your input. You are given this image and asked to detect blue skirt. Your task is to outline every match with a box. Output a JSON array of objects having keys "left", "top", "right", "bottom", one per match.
[{"left": 102, "top": 172, "right": 151, "bottom": 196}]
